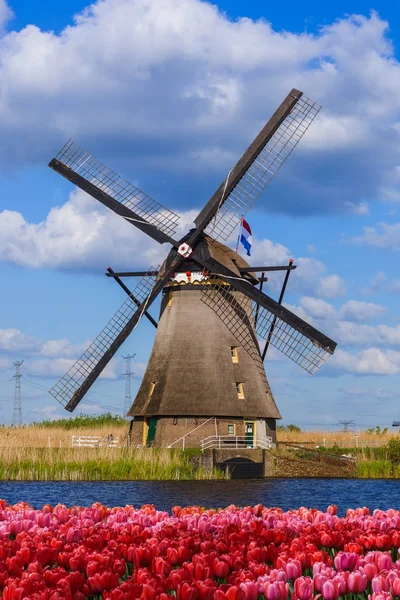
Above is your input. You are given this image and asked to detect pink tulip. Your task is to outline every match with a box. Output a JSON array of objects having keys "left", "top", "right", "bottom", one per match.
[
  {"left": 376, "top": 553, "right": 393, "bottom": 571},
  {"left": 361, "top": 563, "right": 378, "bottom": 581},
  {"left": 286, "top": 559, "right": 302, "bottom": 580},
  {"left": 348, "top": 572, "right": 367, "bottom": 593},
  {"left": 372, "top": 575, "right": 390, "bottom": 593},
  {"left": 239, "top": 581, "right": 259, "bottom": 600},
  {"left": 262, "top": 581, "right": 288, "bottom": 600},
  {"left": 391, "top": 577, "right": 400, "bottom": 597},
  {"left": 334, "top": 552, "right": 359, "bottom": 572},
  {"left": 321, "top": 580, "right": 339, "bottom": 600}
]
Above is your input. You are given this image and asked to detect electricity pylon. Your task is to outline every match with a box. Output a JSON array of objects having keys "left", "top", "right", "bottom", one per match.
[
  {"left": 12, "top": 361, "right": 24, "bottom": 427},
  {"left": 122, "top": 354, "right": 136, "bottom": 418}
]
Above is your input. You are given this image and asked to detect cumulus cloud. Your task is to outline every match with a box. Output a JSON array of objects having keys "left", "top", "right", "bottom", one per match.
[
  {"left": 250, "top": 240, "right": 344, "bottom": 298},
  {"left": 0, "top": 329, "right": 40, "bottom": 352},
  {"left": 0, "top": 327, "right": 89, "bottom": 357},
  {"left": 0, "top": 3, "right": 399, "bottom": 215},
  {"left": 0, "top": 0, "right": 13, "bottom": 31},
  {"left": 299, "top": 297, "right": 337, "bottom": 319},
  {"left": 331, "top": 348, "right": 400, "bottom": 375},
  {"left": 338, "top": 300, "right": 386, "bottom": 322},
  {"left": 352, "top": 222, "right": 400, "bottom": 249},
  {"left": 316, "top": 274, "right": 346, "bottom": 298},
  {"left": 0, "top": 189, "right": 198, "bottom": 271},
  {"left": 0, "top": 326, "right": 121, "bottom": 379},
  {"left": 286, "top": 297, "right": 400, "bottom": 350}
]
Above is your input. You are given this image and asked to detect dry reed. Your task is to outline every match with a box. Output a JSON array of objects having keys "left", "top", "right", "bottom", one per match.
[
  {"left": 277, "top": 429, "right": 397, "bottom": 448},
  {"left": 0, "top": 425, "right": 129, "bottom": 448}
]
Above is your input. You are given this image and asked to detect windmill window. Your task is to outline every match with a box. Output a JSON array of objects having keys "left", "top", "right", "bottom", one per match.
[
  {"left": 231, "top": 347, "right": 239, "bottom": 363},
  {"left": 228, "top": 424, "right": 235, "bottom": 435},
  {"left": 236, "top": 383, "right": 245, "bottom": 399}
]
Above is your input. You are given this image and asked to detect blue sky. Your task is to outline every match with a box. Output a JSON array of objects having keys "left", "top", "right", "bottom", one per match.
[{"left": 1, "top": 0, "right": 400, "bottom": 431}]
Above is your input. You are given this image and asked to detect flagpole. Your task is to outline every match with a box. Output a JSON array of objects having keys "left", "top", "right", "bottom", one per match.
[{"left": 235, "top": 216, "right": 243, "bottom": 253}]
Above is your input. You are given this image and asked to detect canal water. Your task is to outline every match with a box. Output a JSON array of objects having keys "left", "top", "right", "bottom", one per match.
[{"left": 0, "top": 479, "right": 396, "bottom": 515}]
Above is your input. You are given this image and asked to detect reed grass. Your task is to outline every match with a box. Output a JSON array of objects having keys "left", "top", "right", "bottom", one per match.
[
  {"left": 0, "top": 425, "right": 129, "bottom": 448},
  {"left": 0, "top": 447, "right": 225, "bottom": 481},
  {"left": 277, "top": 429, "right": 397, "bottom": 447},
  {"left": 356, "top": 460, "right": 393, "bottom": 478}
]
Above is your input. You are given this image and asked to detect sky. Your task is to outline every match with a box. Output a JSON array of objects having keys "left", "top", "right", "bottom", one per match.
[{"left": 1, "top": 0, "right": 400, "bottom": 432}]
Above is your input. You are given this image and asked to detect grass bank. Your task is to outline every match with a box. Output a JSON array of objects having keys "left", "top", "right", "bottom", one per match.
[{"left": 0, "top": 447, "right": 225, "bottom": 481}]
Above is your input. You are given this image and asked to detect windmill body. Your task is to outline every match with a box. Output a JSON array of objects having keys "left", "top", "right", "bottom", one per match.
[
  {"left": 129, "top": 234, "right": 280, "bottom": 447},
  {"left": 47, "top": 89, "right": 338, "bottom": 449}
]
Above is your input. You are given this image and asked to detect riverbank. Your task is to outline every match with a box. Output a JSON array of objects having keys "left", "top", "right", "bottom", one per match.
[{"left": 0, "top": 447, "right": 225, "bottom": 480}]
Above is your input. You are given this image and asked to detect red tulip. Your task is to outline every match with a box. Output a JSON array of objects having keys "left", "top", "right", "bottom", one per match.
[
  {"left": 213, "top": 558, "right": 230, "bottom": 579},
  {"left": 293, "top": 577, "right": 313, "bottom": 600}
]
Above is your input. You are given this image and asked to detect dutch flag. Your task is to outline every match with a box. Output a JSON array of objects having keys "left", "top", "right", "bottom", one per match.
[{"left": 240, "top": 218, "right": 252, "bottom": 256}]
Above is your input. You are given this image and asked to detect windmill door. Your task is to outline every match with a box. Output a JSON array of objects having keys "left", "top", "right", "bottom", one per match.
[
  {"left": 244, "top": 422, "right": 255, "bottom": 448},
  {"left": 146, "top": 417, "right": 158, "bottom": 446}
]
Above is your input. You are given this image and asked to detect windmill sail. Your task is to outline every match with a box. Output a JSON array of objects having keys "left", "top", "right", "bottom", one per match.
[
  {"left": 203, "top": 93, "right": 321, "bottom": 242},
  {"left": 201, "top": 280, "right": 335, "bottom": 375},
  {"left": 49, "top": 140, "right": 180, "bottom": 244},
  {"left": 49, "top": 267, "right": 159, "bottom": 412}
]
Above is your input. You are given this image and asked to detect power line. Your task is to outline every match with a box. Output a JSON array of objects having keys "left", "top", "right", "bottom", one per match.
[{"left": 12, "top": 361, "right": 23, "bottom": 427}]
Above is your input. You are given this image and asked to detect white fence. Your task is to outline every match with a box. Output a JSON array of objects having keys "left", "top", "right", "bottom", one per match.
[
  {"left": 201, "top": 435, "right": 273, "bottom": 452},
  {"left": 71, "top": 435, "right": 120, "bottom": 448}
]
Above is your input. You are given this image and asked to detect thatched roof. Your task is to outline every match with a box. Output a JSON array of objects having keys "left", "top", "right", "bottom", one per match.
[{"left": 128, "top": 234, "right": 281, "bottom": 420}]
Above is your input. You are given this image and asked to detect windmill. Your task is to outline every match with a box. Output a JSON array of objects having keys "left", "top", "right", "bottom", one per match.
[{"left": 48, "top": 89, "right": 337, "bottom": 448}]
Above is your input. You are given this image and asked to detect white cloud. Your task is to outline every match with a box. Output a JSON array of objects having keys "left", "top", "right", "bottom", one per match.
[
  {"left": 335, "top": 322, "right": 400, "bottom": 346},
  {"left": 286, "top": 297, "right": 399, "bottom": 349},
  {"left": 40, "top": 339, "right": 91, "bottom": 358},
  {"left": 250, "top": 240, "right": 343, "bottom": 298},
  {"left": 299, "top": 296, "right": 337, "bottom": 319},
  {"left": 0, "top": 0, "right": 13, "bottom": 31},
  {"left": 25, "top": 357, "right": 119, "bottom": 379},
  {"left": 331, "top": 348, "right": 400, "bottom": 375},
  {"left": 316, "top": 274, "right": 346, "bottom": 298},
  {"left": 338, "top": 300, "right": 386, "bottom": 322},
  {"left": 0, "top": 4, "right": 398, "bottom": 216},
  {"left": 339, "top": 385, "right": 394, "bottom": 399},
  {"left": 0, "top": 329, "right": 40, "bottom": 352},
  {"left": 352, "top": 222, "right": 400, "bottom": 249},
  {"left": 0, "top": 189, "right": 198, "bottom": 271}
]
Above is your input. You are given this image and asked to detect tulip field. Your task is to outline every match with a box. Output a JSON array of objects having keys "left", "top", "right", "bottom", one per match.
[{"left": 1, "top": 501, "right": 400, "bottom": 599}]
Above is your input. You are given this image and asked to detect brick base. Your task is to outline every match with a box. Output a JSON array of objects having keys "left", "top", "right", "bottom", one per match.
[{"left": 129, "top": 416, "right": 276, "bottom": 448}]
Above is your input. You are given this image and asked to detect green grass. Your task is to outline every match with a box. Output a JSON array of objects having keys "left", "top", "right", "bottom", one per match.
[
  {"left": 0, "top": 447, "right": 226, "bottom": 481},
  {"left": 29, "top": 413, "right": 127, "bottom": 430},
  {"left": 356, "top": 460, "right": 393, "bottom": 478}
]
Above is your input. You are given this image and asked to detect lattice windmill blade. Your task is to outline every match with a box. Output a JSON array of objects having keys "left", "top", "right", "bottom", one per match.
[
  {"left": 49, "top": 140, "right": 180, "bottom": 245},
  {"left": 202, "top": 280, "right": 335, "bottom": 375},
  {"left": 49, "top": 267, "right": 161, "bottom": 412},
  {"left": 202, "top": 279, "right": 336, "bottom": 375},
  {"left": 194, "top": 89, "right": 321, "bottom": 243}
]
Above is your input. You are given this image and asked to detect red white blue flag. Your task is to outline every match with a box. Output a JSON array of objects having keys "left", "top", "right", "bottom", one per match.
[{"left": 240, "top": 218, "right": 252, "bottom": 256}]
